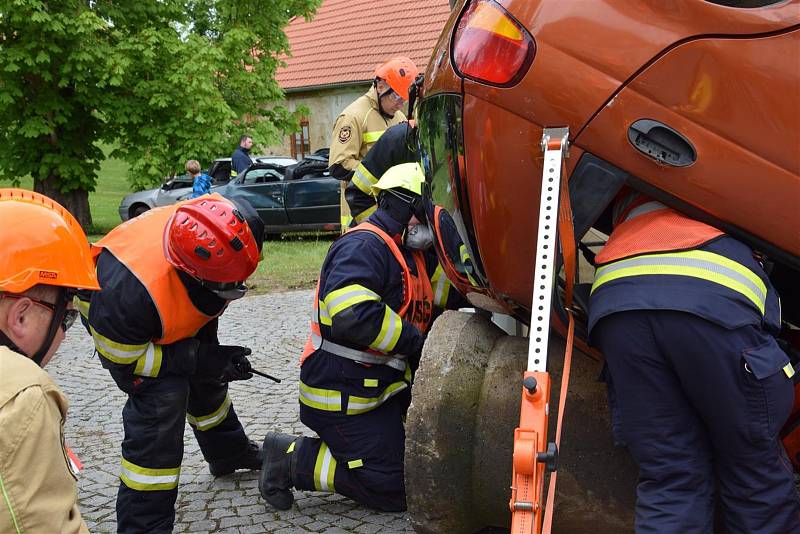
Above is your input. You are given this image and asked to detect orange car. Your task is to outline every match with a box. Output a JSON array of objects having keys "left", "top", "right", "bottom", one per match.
[{"left": 415, "top": 0, "right": 799, "bottom": 528}]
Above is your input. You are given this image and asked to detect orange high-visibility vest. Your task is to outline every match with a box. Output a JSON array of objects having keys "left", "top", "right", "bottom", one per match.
[
  {"left": 595, "top": 193, "right": 724, "bottom": 265},
  {"left": 300, "top": 222, "right": 433, "bottom": 367},
  {"left": 92, "top": 196, "right": 226, "bottom": 344}
]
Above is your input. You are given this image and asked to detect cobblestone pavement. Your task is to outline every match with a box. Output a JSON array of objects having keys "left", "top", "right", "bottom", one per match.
[{"left": 51, "top": 290, "right": 415, "bottom": 533}]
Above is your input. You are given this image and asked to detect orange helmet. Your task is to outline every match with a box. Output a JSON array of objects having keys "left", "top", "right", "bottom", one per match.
[
  {"left": 0, "top": 189, "right": 100, "bottom": 293},
  {"left": 163, "top": 195, "right": 260, "bottom": 285},
  {"left": 374, "top": 57, "right": 420, "bottom": 101}
]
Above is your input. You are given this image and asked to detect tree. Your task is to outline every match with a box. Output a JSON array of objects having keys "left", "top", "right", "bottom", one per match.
[{"left": 0, "top": 0, "right": 320, "bottom": 229}]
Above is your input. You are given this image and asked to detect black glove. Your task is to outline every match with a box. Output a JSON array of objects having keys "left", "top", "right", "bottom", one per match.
[
  {"left": 219, "top": 352, "right": 254, "bottom": 382},
  {"left": 195, "top": 344, "right": 251, "bottom": 380}
]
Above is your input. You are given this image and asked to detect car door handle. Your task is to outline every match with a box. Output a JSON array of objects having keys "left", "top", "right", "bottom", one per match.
[{"left": 628, "top": 119, "right": 696, "bottom": 168}]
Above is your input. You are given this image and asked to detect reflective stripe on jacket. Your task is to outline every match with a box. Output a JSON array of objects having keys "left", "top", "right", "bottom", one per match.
[
  {"left": 299, "top": 221, "right": 434, "bottom": 416},
  {"left": 91, "top": 196, "right": 221, "bottom": 344},
  {"left": 589, "top": 193, "right": 781, "bottom": 335}
]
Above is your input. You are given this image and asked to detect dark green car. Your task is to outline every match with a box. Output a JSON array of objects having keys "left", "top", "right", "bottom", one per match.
[{"left": 217, "top": 156, "right": 341, "bottom": 236}]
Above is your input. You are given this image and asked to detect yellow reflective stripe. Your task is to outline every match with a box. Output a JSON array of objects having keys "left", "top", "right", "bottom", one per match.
[
  {"left": 347, "top": 459, "right": 363, "bottom": 469},
  {"left": 313, "top": 442, "right": 337, "bottom": 492},
  {"left": 120, "top": 458, "right": 180, "bottom": 491},
  {"left": 0, "top": 469, "right": 21, "bottom": 534},
  {"left": 186, "top": 395, "right": 232, "bottom": 431},
  {"left": 287, "top": 441, "right": 296, "bottom": 454},
  {"left": 459, "top": 244, "right": 478, "bottom": 286},
  {"left": 362, "top": 130, "right": 384, "bottom": 144},
  {"left": 133, "top": 344, "right": 163, "bottom": 377},
  {"left": 431, "top": 264, "right": 451, "bottom": 308},
  {"left": 340, "top": 215, "right": 352, "bottom": 229},
  {"left": 784, "top": 363, "right": 796, "bottom": 379},
  {"left": 346, "top": 381, "right": 408, "bottom": 415},
  {"left": 369, "top": 306, "right": 402, "bottom": 352},
  {"left": 299, "top": 382, "right": 342, "bottom": 412},
  {"left": 323, "top": 284, "right": 380, "bottom": 317},
  {"left": 363, "top": 378, "right": 378, "bottom": 387},
  {"left": 592, "top": 250, "right": 767, "bottom": 315},
  {"left": 318, "top": 299, "right": 333, "bottom": 326},
  {"left": 352, "top": 163, "right": 378, "bottom": 195},
  {"left": 404, "top": 362, "right": 412, "bottom": 382},
  {"left": 91, "top": 327, "right": 149, "bottom": 364},
  {"left": 354, "top": 203, "right": 377, "bottom": 223},
  {"left": 75, "top": 297, "right": 90, "bottom": 319}
]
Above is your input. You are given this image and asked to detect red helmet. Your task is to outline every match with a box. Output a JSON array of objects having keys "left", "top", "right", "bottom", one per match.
[
  {"left": 374, "top": 57, "right": 420, "bottom": 101},
  {"left": 163, "top": 196, "right": 260, "bottom": 284}
]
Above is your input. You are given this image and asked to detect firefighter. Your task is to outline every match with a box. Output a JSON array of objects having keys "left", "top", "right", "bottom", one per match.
[
  {"left": 589, "top": 190, "right": 800, "bottom": 533},
  {"left": 0, "top": 189, "right": 99, "bottom": 534},
  {"left": 329, "top": 57, "right": 419, "bottom": 231},
  {"left": 258, "top": 163, "right": 465, "bottom": 512},
  {"left": 346, "top": 121, "right": 416, "bottom": 226},
  {"left": 77, "top": 193, "right": 265, "bottom": 533}
]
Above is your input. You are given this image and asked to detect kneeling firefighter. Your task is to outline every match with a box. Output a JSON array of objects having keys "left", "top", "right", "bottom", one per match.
[
  {"left": 258, "top": 163, "right": 466, "bottom": 512},
  {"left": 77, "top": 194, "right": 265, "bottom": 533}
]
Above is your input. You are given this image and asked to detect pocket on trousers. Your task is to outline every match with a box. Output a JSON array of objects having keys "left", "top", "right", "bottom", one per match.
[{"left": 741, "top": 338, "right": 794, "bottom": 442}]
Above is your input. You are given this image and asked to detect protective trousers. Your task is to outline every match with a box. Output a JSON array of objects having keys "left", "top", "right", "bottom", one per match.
[
  {"left": 294, "top": 394, "right": 408, "bottom": 512},
  {"left": 593, "top": 310, "right": 800, "bottom": 534},
  {"left": 109, "top": 370, "right": 251, "bottom": 534}
]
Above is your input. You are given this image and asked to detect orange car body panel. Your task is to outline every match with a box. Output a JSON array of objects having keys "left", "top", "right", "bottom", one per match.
[{"left": 423, "top": 0, "right": 800, "bottom": 311}]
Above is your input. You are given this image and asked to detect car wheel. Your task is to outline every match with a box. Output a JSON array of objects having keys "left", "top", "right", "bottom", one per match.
[{"left": 131, "top": 204, "right": 150, "bottom": 218}]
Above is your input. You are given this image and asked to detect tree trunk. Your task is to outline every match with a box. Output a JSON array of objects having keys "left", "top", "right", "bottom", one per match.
[{"left": 34, "top": 175, "right": 93, "bottom": 232}]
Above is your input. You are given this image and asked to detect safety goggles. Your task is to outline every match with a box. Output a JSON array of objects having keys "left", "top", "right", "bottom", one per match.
[
  {"left": 381, "top": 88, "right": 405, "bottom": 104},
  {"left": 0, "top": 293, "right": 79, "bottom": 332}
]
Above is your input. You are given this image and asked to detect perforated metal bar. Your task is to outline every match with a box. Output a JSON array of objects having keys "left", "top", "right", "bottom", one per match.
[{"left": 527, "top": 127, "right": 569, "bottom": 372}]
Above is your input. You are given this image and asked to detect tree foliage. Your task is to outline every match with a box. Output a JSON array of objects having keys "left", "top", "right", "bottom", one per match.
[{"left": 0, "top": 0, "right": 320, "bottom": 226}]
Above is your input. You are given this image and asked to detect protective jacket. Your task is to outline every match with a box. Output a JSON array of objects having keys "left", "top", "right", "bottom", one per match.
[
  {"left": 329, "top": 87, "right": 407, "bottom": 175},
  {"left": 589, "top": 193, "right": 782, "bottom": 338},
  {"left": 0, "top": 346, "right": 88, "bottom": 534},
  {"left": 291, "top": 209, "right": 465, "bottom": 511},
  {"left": 346, "top": 123, "right": 416, "bottom": 225}
]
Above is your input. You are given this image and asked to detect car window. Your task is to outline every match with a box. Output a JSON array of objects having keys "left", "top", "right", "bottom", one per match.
[{"left": 242, "top": 168, "right": 283, "bottom": 185}]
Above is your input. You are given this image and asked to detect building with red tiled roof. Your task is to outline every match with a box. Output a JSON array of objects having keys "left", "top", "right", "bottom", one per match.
[{"left": 267, "top": 0, "right": 453, "bottom": 159}]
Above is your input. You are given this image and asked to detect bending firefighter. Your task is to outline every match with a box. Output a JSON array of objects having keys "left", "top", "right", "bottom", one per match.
[
  {"left": 589, "top": 190, "right": 800, "bottom": 533},
  {"left": 77, "top": 194, "right": 265, "bottom": 533},
  {"left": 329, "top": 57, "right": 419, "bottom": 231},
  {"left": 258, "top": 163, "right": 466, "bottom": 511},
  {"left": 0, "top": 189, "right": 100, "bottom": 533}
]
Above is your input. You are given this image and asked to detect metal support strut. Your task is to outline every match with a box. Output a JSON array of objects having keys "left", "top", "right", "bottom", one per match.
[{"left": 509, "top": 127, "right": 570, "bottom": 534}]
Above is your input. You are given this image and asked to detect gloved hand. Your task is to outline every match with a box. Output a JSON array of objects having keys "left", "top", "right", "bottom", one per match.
[
  {"left": 219, "top": 351, "right": 254, "bottom": 382},
  {"left": 195, "top": 344, "right": 252, "bottom": 380}
]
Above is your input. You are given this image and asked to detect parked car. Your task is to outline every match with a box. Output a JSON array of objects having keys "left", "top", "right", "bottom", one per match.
[
  {"left": 118, "top": 156, "right": 297, "bottom": 221},
  {"left": 216, "top": 150, "right": 340, "bottom": 236}
]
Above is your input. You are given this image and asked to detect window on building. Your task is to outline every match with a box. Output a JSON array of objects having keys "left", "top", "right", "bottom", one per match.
[{"left": 291, "top": 119, "right": 310, "bottom": 160}]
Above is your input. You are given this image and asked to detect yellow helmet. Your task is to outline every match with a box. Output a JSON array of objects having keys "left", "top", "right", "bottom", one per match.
[{"left": 372, "top": 162, "right": 425, "bottom": 196}]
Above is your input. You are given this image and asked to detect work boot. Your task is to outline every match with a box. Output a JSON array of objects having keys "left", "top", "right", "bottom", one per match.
[
  {"left": 209, "top": 439, "right": 262, "bottom": 477},
  {"left": 258, "top": 431, "right": 298, "bottom": 510}
]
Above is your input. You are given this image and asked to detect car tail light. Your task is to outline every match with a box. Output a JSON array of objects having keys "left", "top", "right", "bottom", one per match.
[{"left": 452, "top": 0, "right": 535, "bottom": 87}]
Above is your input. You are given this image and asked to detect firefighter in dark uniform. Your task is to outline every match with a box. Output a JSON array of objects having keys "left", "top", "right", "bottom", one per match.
[
  {"left": 77, "top": 194, "right": 265, "bottom": 534},
  {"left": 258, "top": 163, "right": 466, "bottom": 512},
  {"left": 589, "top": 190, "right": 800, "bottom": 533},
  {"left": 345, "top": 121, "right": 416, "bottom": 226}
]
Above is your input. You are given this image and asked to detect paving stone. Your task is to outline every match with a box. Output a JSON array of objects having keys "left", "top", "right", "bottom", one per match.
[{"left": 55, "top": 291, "right": 414, "bottom": 533}]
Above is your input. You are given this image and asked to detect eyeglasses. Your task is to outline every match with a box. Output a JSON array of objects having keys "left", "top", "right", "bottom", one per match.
[{"left": 0, "top": 293, "right": 79, "bottom": 332}]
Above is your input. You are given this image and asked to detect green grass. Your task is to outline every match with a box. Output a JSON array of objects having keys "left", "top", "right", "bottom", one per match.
[
  {"left": 248, "top": 235, "right": 334, "bottom": 293},
  {"left": 3, "top": 147, "right": 331, "bottom": 293}
]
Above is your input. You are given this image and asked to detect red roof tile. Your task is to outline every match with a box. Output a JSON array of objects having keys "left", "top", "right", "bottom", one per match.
[{"left": 277, "top": 0, "right": 453, "bottom": 91}]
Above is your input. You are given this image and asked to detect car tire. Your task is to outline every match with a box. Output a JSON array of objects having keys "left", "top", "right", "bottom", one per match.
[{"left": 131, "top": 204, "right": 150, "bottom": 218}]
